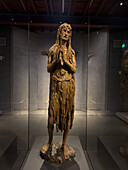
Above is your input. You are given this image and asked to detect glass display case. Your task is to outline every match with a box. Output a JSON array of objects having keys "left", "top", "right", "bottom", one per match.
[
  {"left": 28, "top": 20, "right": 88, "bottom": 169},
  {"left": 0, "top": 0, "right": 128, "bottom": 170},
  {"left": 0, "top": 22, "right": 29, "bottom": 169},
  {"left": 87, "top": 3, "right": 128, "bottom": 170}
]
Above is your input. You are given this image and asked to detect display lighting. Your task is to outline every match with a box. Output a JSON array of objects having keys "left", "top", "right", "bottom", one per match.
[
  {"left": 62, "top": 0, "right": 65, "bottom": 13},
  {"left": 122, "top": 43, "right": 125, "bottom": 48},
  {"left": 120, "top": 2, "right": 123, "bottom": 5}
]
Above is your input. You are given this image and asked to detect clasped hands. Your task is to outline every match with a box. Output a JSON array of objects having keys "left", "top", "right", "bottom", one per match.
[{"left": 54, "top": 46, "right": 68, "bottom": 65}]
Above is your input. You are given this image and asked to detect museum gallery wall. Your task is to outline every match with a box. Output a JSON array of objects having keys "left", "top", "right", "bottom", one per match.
[
  {"left": 2, "top": 26, "right": 127, "bottom": 115},
  {"left": 1, "top": 24, "right": 128, "bottom": 169}
]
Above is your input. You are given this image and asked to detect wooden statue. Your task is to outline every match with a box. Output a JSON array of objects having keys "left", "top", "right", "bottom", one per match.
[
  {"left": 40, "top": 23, "right": 76, "bottom": 163},
  {"left": 119, "top": 48, "right": 128, "bottom": 157},
  {"left": 120, "top": 48, "right": 128, "bottom": 89},
  {"left": 120, "top": 48, "right": 128, "bottom": 111}
]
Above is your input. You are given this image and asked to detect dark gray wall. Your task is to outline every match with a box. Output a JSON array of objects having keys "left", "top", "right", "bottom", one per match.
[
  {"left": 87, "top": 30, "right": 109, "bottom": 112},
  {"left": 81, "top": 34, "right": 88, "bottom": 111},
  {"left": 30, "top": 30, "right": 88, "bottom": 111},
  {"left": 3, "top": 26, "right": 125, "bottom": 114},
  {"left": 107, "top": 29, "right": 128, "bottom": 112},
  {"left": 29, "top": 30, "right": 55, "bottom": 110},
  {"left": 11, "top": 27, "right": 88, "bottom": 111},
  {"left": 0, "top": 26, "right": 11, "bottom": 110},
  {"left": 72, "top": 32, "right": 88, "bottom": 110},
  {"left": 11, "top": 27, "right": 29, "bottom": 110}
]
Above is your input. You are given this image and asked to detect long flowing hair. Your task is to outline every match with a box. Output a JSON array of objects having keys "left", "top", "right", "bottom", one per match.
[{"left": 56, "top": 23, "right": 72, "bottom": 54}]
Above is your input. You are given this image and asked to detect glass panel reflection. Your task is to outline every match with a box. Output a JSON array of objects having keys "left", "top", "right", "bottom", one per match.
[
  {"left": 0, "top": 25, "right": 29, "bottom": 169},
  {"left": 87, "top": 3, "right": 128, "bottom": 169}
]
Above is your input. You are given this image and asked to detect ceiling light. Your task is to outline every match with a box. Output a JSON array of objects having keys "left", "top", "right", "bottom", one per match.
[
  {"left": 62, "top": 0, "right": 64, "bottom": 13},
  {"left": 120, "top": 2, "right": 123, "bottom": 5}
]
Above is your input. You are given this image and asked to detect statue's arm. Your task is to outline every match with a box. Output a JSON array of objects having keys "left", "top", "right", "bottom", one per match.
[
  {"left": 64, "top": 53, "right": 76, "bottom": 73},
  {"left": 47, "top": 53, "right": 56, "bottom": 73}
]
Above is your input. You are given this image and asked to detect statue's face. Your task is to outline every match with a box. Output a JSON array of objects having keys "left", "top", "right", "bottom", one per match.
[
  {"left": 124, "top": 58, "right": 128, "bottom": 75},
  {"left": 60, "top": 26, "right": 71, "bottom": 41}
]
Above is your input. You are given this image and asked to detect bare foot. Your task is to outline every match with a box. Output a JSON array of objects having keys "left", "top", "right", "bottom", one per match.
[
  {"left": 41, "top": 143, "right": 51, "bottom": 153},
  {"left": 62, "top": 145, "right": 70, "bottom": 159}
]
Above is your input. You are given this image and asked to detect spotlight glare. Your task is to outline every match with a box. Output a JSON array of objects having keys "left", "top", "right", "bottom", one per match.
[
  {"left": 122, "top": 43, "right": 125, "bottom": 48},
  {"left": 120, "top": 2, "right": 123, "bottom": 5}
]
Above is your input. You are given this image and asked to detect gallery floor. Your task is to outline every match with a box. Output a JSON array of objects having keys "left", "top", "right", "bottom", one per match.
[{"left": 0, "top": 110, "right": 128, "bottom": 170}]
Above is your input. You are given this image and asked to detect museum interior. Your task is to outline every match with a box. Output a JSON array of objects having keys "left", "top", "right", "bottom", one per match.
[{"left": 0, "top": 0, "right": 128, "bottom": 169}]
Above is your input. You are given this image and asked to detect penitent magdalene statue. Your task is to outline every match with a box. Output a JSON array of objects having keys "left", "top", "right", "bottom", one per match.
[
  {"left": 40, "top": 23, "right": 76, "bottom": 163},
  {"left": 119, "top": 48, "right": 128, "bottom": 157}
]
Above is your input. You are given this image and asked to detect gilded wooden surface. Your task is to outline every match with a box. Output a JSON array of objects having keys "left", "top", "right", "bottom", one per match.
[
  {"left": 40, "top": 23, "right": 76, "bottom": 163},
  {"left": 120, "top": 48, "right": 128, "bottom": 88},
  {"left": 120, "top": 48, "right": 128, "bottom": 111},
  {"left": 119, "top": 48, "right": 128, "bottom": 157}
]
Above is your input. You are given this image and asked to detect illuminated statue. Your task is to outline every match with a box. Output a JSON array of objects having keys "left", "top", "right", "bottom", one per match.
[
  {"left": 40, "top": 23, "right": 76, "bottom": 163},
  {"left": 120, "top": 48, "right": 128, "bottom": 111},
  {"left": 120, "top": 48, "right": 128, "bottom": 88},
  {"left": 119, "top": 48, "right": 128, "bottom": 157}
]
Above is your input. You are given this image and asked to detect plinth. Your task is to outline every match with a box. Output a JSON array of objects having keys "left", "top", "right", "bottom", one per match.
[
  {"left": 22, "top": 136, "right": 90, "bottom": 170},
  {"left": 40, "top": 142, "right": 75, "bottom": 163}
]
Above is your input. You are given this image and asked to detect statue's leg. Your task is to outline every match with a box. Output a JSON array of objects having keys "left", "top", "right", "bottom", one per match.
[
  {"left": 62, "top": 119, "right": 71, "bottom": 155},
  {"left": 48, "top": 117, "right": 54, "bottom": 145},
  {"left": 41, "top": 117, "right": 54, "bottom": 153},
  {"left": 62, "top": 118, "right": 75, "bottom": 159}
]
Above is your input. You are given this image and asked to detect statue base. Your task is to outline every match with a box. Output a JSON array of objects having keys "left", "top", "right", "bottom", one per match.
[{"left": 40, "top": 142, "right": 75, "bottom": 164}]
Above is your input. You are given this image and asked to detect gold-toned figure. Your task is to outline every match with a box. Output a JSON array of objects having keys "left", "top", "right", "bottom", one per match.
[
  {"left": 40, "top": 23, "right": 76, "bottom": 163},
  {"left": 119, "top": 48, "right": 128, "bottom": 157},
  {"left": 120, "top": 48, "right": 128, "bottom": 89}
]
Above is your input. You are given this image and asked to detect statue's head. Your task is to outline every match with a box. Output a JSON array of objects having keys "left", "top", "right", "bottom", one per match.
[{"left": 56, "top": 23, "right": 72, "bottom": 47}]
